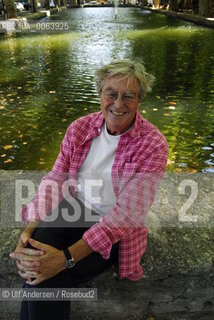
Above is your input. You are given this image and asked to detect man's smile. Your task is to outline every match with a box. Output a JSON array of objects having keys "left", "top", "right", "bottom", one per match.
[{"left": 110, "top": 110, "right": 127, "bottom": 116}]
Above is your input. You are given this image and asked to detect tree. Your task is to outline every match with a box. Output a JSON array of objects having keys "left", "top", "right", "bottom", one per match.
[
  {"left": 61, "top": 0, "right": 67, "bottom": 6},
  {"left": 30, "top": 0, "right": 38, "bottom": 13},
  {"left": 69, "top": 0, "right": 78, "bottom": 6},
  {"left": 168, "top": 0, "right": 178, "bottom": 11},
  {"left": 4, "top": 0, "right": 17, "bottom": 18},
  {"left": 54, "top": 0, "right": 60, "bottom": 8},
  {"left": 199, "top": 0, "right": 213, "bottom": 17},
  {"left": 44, "top": 0, "right": 50, "bottom": 10}
]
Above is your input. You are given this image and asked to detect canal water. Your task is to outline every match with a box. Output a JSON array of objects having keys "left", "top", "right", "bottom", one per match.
[{"left": 0, "top": 7, "right": 214, "bottom": 172}]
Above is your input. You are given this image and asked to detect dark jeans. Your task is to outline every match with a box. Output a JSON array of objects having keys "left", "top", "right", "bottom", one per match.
[{"left": 20, "top": 198, "right": 119, "bottom": 320}]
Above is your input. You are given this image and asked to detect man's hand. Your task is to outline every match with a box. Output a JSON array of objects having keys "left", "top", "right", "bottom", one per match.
[
  {"left": 10, "top": 239, "right": 66, "bottom": 285},
  {"left": 13, "top": 228, "right": 43, "bottom": 282}
]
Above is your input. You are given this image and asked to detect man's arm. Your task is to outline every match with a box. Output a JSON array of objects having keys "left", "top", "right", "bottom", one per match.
[
  {"left": 67, "top": 238, "right": 93, "bottom": 263},
  {"left": 10, "top": 236, "right": 94, "bottom": 285},
  {"left": 21, "top": 126, "right": 72, "bottom": 223}
]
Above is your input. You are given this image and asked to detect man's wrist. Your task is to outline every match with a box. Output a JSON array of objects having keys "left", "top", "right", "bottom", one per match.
[
  {"left": 23, "top": 221, "right": 40, "bottom": 236},
  {"left": 62, "top": 248, "right": 76, "bottom": 269}
]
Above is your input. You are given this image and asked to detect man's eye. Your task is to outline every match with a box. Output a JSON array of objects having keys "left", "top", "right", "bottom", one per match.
[
  {"left": 124, "top": 95, "right": 135, "bottom": 100},
  {"left": 106, "top": 92, "right": 116, "bottom": 98}
]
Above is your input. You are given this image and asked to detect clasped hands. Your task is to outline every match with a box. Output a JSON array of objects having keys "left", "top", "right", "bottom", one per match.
[{"left": 10, "top": 231, "right": 65, "bottom": 285}]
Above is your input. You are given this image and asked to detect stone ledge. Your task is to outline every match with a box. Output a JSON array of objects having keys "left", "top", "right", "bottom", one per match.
[
  {"left": 0, "top": 173, "right": 213, "bottom": 318},
  {"left": 0, "top": 226, "right": 213, "bottom": 319},
  {"left": 140, "top": 6, "right": 214, "bottom": 28}
]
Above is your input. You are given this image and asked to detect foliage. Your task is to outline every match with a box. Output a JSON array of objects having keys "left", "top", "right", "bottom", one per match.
[
  {"left": 4, "top": 0, "right": 17, "bottom": 19},
  {"left": 27, "top": 12, "right": 47, "bottom": 19}
]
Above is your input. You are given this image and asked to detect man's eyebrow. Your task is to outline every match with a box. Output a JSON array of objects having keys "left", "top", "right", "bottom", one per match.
[
  {"left": 124, "top": 91, "right": 137, "bottom": 95},
  {"left": 104, "top": 87, "right": 136, "bottom": 94},
  {"left": 104, "top": 87, "right": 115, "bottom": 91}
]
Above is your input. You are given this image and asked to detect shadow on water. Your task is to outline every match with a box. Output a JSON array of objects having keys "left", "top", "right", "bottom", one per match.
[{"left": 0, "top": 8, "right": 214, "bottom": 172}]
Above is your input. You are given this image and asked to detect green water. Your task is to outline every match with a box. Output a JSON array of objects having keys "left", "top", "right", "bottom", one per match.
[{"left": 0, "top": 8, "right": 214, "bottom": 172}]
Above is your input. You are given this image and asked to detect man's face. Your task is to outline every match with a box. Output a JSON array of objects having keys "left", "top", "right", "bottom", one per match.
[{"left": 100, "top": 75, "right": 140, "bottom": 135}]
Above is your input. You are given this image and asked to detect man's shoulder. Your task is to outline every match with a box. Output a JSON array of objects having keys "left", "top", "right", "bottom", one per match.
[{"left": 66, "top": 111, "right": 103, "bottom": 135}]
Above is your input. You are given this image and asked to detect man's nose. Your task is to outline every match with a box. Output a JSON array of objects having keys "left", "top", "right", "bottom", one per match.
[{"left": 114, "top": 94, "right": 124, "bottom": 107}]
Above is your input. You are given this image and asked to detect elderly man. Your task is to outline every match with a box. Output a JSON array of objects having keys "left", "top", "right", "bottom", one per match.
[{"left": 10, "top": 59, "right": 168, "bottom": 320}]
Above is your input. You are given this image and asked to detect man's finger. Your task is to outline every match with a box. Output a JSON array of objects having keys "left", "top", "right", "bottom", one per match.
[
  {"left": 28, "top": 238, "right": 47, "bottom": 252},
  {"left": 16, "top": 260, "right": 40, "bottom": 272},
  {"left": 18, "top": 270, "right": 31, "bottom": 280},
  {"left": 10, "top": 252, "right": 40, "bottom": 261},
  {"left": 15, "top": 247, "right": 44, "bottom": 256},
  {"left": 20, "top": 233, "right": 30, "bottom": 246},
  {"left": 17, "top": 259, "right": 40, "bottom": 268},
  {"left": 26, "top": 275, "right": 43, "bottom": 285}
]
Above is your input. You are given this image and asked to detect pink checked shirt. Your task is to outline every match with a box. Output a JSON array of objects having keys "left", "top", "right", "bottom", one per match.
[{"left": 22, "top": 111, "right": 168, "bottom": 281}]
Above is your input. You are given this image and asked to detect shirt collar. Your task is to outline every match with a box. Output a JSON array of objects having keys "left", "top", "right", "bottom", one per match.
[
  {"left": 82, "top": 110, "right": 142, "bottom": 144},
  {"left": 125, "top": 111, "right": 142, "bottom": 139}
]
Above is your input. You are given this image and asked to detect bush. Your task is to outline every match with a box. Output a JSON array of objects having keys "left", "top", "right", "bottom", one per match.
[{"left": 27, "top": 12, "right": 47, "bottom": 20}]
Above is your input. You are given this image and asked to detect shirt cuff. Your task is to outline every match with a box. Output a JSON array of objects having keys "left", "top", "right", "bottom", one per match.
[{"left": 82, "top": 223, "right": 112, "bottom": 260}]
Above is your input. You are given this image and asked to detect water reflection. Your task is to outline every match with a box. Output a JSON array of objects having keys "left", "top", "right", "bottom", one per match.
[{"left": 0, "top": 8, "right": 214, "bottom": 172}]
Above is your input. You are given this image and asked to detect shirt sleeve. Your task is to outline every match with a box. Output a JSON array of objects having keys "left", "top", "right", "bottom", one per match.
[
  {"left": 21, "top": 127, "right": 73, "bottom": 222},
  {"left": 82, "top": 137, "right": 168, "bottom": 259}
]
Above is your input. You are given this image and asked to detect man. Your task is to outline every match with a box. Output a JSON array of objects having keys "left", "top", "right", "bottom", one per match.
[{"left": 10, "top": 59, "right": 168, "bottom": 320}]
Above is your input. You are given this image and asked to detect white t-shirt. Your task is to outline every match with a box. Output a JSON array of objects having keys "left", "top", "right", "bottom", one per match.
[{"left": 77, "top": 122, "right": 120, "bottom": 215}]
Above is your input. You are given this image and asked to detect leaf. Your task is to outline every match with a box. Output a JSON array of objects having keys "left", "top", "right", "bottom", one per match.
[
  {"left": 153, "top": 108, "right": 158, "bottom": 111},
  {"left": 40, "top": 147, "right": 47, "bottom": 152},
  {"left": 49, "top": 90, "right": 56, "bottom": 94},
  {"left": 0, "top": 106, "right": 4, "bottom": 110},
  {"left": 163, "top": 113, "right": 170, "bottom": 117},
  {"left": 1, "top": 154, "right": 6, "bottom": 158},
  {"left": 146, "top": 316, "right": 156, "bottom": 320},
  {"left": 167, "top": 159, "right": 175, "bottom": 165},
  {"left": 3, "top": 145, "right": 13, "bottom": 150},
  {"left": 186, "top": 169, "right": 197, "bottom": 173},
  {"left": 18, "top": 134, "right": 23, "bottom": 138},
  {"left": 4, "top": 159, "right": 13, "bottom": 164},
  {"left": 168, "top": 101, "right": 177, "bottom": 105}
]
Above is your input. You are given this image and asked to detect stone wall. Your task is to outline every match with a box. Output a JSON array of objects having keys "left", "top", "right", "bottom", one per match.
[{"left": 0, "top": 174, "right": 214, "bottom": 319}]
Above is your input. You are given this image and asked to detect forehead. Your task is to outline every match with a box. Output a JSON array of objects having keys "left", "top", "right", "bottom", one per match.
[{"left": 103, "top": 75, "right": 138, "bottom": 92}]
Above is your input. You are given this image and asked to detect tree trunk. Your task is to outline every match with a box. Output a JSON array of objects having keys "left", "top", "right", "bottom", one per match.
[
  {"left": 69, "top": 0, "right": 78, "bottom": 5},
  {"left": 169, "top": 0, "right": 178, "bottom": 11},
  {"left": 54, "top": 0, "right": 60, "bottom": 8},
  {"left": 4, "top": 0, "right": 17, "bottom": 18},
  {"left": 45, "top": 0, "right": 50, "bottom": 9},
  {"left": 30, "top": 0, "right": 39, "bottom": 12},
  {"left": 199, "top": 0, "right": 211, "bottom": 16},
  {"left": 60, "top": 0, "right": 67, "bottom": 6}
]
